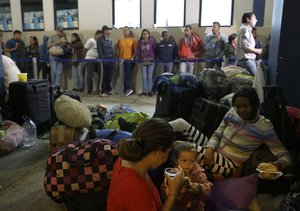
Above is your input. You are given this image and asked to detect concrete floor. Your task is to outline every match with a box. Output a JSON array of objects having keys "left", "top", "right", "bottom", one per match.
[{"left": 0, "top": 93, "right": 156, "bottom": 211}]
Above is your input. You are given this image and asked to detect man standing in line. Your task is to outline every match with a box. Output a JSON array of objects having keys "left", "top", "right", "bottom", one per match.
[
  {"left": 116, "top": 26, "right": 136, "bottom": 96},
  {"left": 155, "top": 30, "right": 178, "bottom": 73},
  {"left": 83, "top": 30, "right": 102, "bottom": 94},
  {"left": 204, "top": 22, "right": 227, "bottom": 68},
  {"left": 5, "top": 30, "right": 26, "bottom": 72},
  {"left": 97, "top": 25, "right": 114, "bottom": 97},
  {"left": 235, "top": 12, "right": 262, "bottom": 75}
]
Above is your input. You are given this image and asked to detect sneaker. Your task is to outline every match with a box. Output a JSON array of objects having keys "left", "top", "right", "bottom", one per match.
[
  {"left": 106, "top": 91, "right": 114, "bottom": 95},
  {"left": 125, "top": 89, "right": 133, "bottom": 97},
  {"left": 99, "top": 93, "right": 109, "bottom": 97},
  {"left": 148, "top": 92, "right": 153, "bottom": 97},
  {"left": 118, "top": 117, "right": 138, "bottom": 133},
  {"left": 139, "top": 92, "right": 146, "bottom": 96}
]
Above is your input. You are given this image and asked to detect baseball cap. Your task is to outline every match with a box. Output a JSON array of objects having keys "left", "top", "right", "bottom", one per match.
[{"left": 102, "top": 25, "right": 112, "bottom": 32}]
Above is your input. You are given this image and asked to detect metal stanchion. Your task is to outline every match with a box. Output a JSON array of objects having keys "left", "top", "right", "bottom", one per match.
[
  {"left": 32, "top": 57, "right": 38, "bottom": 79},
  {"left": 119, "top": 59, "right": 124, "bottom": 108}
]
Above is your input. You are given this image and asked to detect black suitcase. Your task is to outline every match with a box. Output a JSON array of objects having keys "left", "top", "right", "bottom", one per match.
[
  {"left": 153, "top": 83, "right": 198, "bottom": 121},
  {"left": 189, "top": 97, "right": 229, "bottom": 138},
  {"left": 8, "top": 79, "right": 51, "bottom": 134}
]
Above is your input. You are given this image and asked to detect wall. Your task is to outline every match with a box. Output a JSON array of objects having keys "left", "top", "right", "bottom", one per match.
[{"left": 2, "top": 0, "right": 274, "bottom": 43}]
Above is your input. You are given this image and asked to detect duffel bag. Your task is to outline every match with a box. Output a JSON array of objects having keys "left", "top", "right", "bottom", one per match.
[{"left": 44, "top": 139, "right": 118, "bottom": 201}]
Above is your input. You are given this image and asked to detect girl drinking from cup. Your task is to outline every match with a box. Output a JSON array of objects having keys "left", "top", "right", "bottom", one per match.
[{"left": 162, "top": 141, "right": 212, "bottom": 211}]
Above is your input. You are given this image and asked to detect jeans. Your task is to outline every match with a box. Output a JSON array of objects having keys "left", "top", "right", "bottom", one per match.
[
  {"left": 158, "top": 62, "right": 174, "bottom": 74},
  {"left": 236, "top": 59, "right": 258, "bottom": 76},
  {"left": 86, "top": 62, "right": 101, "bottom": 93},
  {"left": 123, "top": 61, "right": 132, "bottom": 91},
  {"left": 50, "top": 55, "right": 63, "bottom": 86},
  {"left": 101, "top": 62, "right": 114, "bottom": 93},
  {"left": 72, "top": 62, "right": 85, "bottom": 90},
  {"left": 141, "top": 63, "right": 155, "bottom": 93},
  {"left": 179, "top": 61, "right": 195, "bottom": 74}
]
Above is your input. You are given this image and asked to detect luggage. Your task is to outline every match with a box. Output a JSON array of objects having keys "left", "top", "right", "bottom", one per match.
[
  {"left": 153, "top": 83, "right": 198, "bottom": 121},
  {"left": 189, "top": 97, "right": 229, "bottom": 138},
  {"left": 44, "top": 139, "right": 118, "bottom": 201},
  {"left": 50, "top": 124, "right": 82, "bottom": 153},
  {"left": 8, "top": 80, "right": 50, "bottom": 134}
]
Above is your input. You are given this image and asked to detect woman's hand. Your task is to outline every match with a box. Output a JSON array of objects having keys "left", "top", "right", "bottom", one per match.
[
  {"left": 269, "top": 161, "right": 283, "bottom": 171},
  {"left": 164, "top": 166, "right": 184, "bottom": 197},
  {"left": 204, "top": 147, "right": 215, "bottom": 169}
]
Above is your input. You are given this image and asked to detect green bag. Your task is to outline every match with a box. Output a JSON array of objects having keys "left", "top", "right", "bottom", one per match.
[{"left": 104, "top": 112, "right": 149, "bottom": 129}]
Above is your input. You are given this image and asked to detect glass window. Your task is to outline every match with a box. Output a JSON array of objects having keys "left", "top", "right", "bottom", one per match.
[
  {"left": 155, "top": 0, "right": 185, "bottom": 27},
  {"left": 21, "top": 0, "right": 44, "bottom": 31},
  {"left": 0, "top": 0, "right": 12, "bottom": 32},
  {"left": 54, "top": 0, "right": 79, "bottom": 30},
  {"left": 113, "top": 0, "right": 140, "bottom": 28},
  {"left": 199, "top": 0, "right": 233, "bottom": 26}
]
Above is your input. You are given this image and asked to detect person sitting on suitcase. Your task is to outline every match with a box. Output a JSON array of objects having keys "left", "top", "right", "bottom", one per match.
[{"left": 169, "top": 85, "right": 292, "bottom": 179}]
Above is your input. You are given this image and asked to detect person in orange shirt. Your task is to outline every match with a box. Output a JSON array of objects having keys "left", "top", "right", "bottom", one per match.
[{"left": 117, "top": 26, "right": 137, "bottom": 96}]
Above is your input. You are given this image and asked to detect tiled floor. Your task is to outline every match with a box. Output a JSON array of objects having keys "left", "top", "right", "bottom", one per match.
[{"left": 0, "top": 93, "right": 156, "bottom": 211}]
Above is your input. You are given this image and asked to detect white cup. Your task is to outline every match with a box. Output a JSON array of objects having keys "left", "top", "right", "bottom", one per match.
[{"left": 165, "top": 168, "right": 178, "bottom": 179}]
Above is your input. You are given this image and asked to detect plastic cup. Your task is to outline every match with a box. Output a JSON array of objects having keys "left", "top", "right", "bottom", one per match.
[
  {"left": 165, "top": 168, "right": 178, "bottom": 179},
  {"left": 17, "top": 73, "right": 28, "bottom": 82}
]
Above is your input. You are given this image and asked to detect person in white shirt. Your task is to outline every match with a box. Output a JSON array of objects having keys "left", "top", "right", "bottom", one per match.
[
  {"left": 2, "top": 55, "right": 20, "bottom": 93},
  {"left": 235, "top": 12, "right": 262, "bottom": 75},
  {"left": 83, "top": 30, "right": 102, "bottom": 94}
]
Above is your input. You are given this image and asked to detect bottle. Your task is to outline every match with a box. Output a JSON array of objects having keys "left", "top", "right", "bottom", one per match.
[{"left": 22, "top": 116, "right": 37, "bottom": 148}]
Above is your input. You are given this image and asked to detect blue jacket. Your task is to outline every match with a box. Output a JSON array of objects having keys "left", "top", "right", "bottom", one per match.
[
  {"left": 97, "top": 35, "right": 113, "bottom": 60},
  {"left": 39, "top": 35, "right": 49, "bottom": 61},
  {"left": 155, "top": 39, "right": 178, "bottom": 61}
]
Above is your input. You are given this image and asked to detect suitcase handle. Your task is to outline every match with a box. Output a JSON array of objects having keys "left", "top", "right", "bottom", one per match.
[{"left": 32, "top": 83, "right": 48, "bottom": 93}]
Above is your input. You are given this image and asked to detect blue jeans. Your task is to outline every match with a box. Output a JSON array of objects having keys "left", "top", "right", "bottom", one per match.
[
  {"left": 123, "top": 61, "right": 132, "bottom": 91},
  {"left": 72, "top": 62, "right": 85, "bottom": 90},
  {"left": 236, "top": 59, "right": 258, "bottom": 75},
  {"left": 142, "top": 63, "right": 155, "bottom": 93},
  {"left": 50, "top": 55, "right": 63, "bottom": 86},
  {"left": 158, "top": 62, "right": 174, "bottom": 73}
]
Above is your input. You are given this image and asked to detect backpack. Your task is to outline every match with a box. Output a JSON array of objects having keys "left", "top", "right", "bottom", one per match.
[
  {"left": 104, "top": 112, "right": 149, "bottom": 130},
  {"left": 44, "top": 139, "right": 118, "bottom": 201},
  {"left": 282, "top": 180, "right": 300, "bottom": 211}
]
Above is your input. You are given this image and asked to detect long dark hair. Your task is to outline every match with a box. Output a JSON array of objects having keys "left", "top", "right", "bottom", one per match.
[
  {"left": 139, "top": 29, "right": 150, "bottom": 41},
  {"left": 71, "top": 32, "right": 81, "bottom": 43},
  {"left": 118, "top": 118, "right": 176, "bottom": 162}
]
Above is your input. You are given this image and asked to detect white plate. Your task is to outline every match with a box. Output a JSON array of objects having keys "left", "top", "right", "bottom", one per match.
[{"left": 256, "top": 168, "right": 283, "bottom": 179}]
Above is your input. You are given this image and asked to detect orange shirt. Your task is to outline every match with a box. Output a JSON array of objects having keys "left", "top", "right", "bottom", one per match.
[{"left": 117, "top": 37, "right": 137, "bottom": 60}]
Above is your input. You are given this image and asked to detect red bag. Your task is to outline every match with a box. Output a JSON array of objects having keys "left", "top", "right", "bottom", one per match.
[{"left": 44, "top": 139, "right": 118, "bottom": 201}]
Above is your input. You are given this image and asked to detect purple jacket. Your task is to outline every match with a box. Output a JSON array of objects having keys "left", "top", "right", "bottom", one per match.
[{"left": 136, "top": 37, "right": 156, "bottom": 61}]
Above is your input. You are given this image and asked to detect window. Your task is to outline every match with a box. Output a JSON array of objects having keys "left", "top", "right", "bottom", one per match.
[
  {"left": 113, "top": 0, "right": 140, "bottom": 28},
  {"left": 0, "top": 0, "right": 12, "bottom": 32},
  {"left": 21, "top": 0, "right": 44, "bottom": 31},
  {"left": 155, "top": 0, "right": 185, "bottom": 27},
  {"left": 199, "top": 0, "right": 234, "bottom": 26},
  {"left": 54, "top": 0, "right": 78, "bottom": 30}
]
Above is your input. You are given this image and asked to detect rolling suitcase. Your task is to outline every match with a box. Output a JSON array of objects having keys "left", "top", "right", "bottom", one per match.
[
  {"left": 8, "top": 79, "right": 51, "bottom": 134},
  {"left": 189, "top": 97, "right": 229, "bottom": 138},
  {"left": 153, "top": 83, "right": 197, "bottom": 121}
]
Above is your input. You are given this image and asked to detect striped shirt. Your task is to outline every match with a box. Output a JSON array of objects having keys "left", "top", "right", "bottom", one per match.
[{"left": 206, "top": 108, "right": 292, "bottom": 168}]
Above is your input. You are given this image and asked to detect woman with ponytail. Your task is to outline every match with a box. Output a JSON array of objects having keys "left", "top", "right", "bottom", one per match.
[{"left": 107, "top": 118, "right": 184, "bottom": 211}]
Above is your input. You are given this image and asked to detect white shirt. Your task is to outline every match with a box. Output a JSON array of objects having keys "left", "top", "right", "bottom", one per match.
[
  {"left": 2, "top": 55, "right": 20, "bottom": 92},
  {"left": 235, "top": 24, "right": 256, "bottom": 60},
  {"left": 84, "top": 38, "right": 99, "bottom": 59}
]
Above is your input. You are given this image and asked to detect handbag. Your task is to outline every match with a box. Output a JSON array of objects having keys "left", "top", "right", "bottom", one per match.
[
  {"left": 44, "top": 139, "right": 118, "bottom": 201},
  {"left": 48, "top": 46, "right": 64, "bottom": 56}
]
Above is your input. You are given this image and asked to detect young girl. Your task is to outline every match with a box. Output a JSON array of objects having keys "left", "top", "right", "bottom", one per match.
[{"left": 163, "top": 141, "right": 212, "bottom": 211}]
